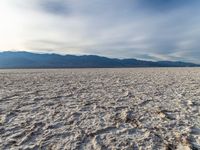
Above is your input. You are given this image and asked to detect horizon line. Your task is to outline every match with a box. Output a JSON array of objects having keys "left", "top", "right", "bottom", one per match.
[{"left": 1, "top": 50, "right": 200, "bottom": 65}]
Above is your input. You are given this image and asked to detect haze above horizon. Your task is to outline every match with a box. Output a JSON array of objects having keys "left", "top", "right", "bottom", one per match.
[{"left": 0, "top": 0, "right": 200, "bottom": 63}]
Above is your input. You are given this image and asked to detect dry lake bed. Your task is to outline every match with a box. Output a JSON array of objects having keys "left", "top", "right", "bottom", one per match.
[{"left": 0, "top": 68, "right": 200, "bottom": 150}]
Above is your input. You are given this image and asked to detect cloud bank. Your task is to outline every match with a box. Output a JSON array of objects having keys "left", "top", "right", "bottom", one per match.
[{"left": 0, "top": 0, "right": 200, "bottom": 63}]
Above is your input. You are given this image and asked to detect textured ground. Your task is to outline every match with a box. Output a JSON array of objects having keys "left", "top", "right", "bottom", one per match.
[{"left": 0, "top": 68, "right": 200, "bottom": 150}]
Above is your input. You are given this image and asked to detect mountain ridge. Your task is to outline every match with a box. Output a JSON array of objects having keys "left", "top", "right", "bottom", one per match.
[{"left": 0, "top": 51, "right": 199, "bottom": 68}]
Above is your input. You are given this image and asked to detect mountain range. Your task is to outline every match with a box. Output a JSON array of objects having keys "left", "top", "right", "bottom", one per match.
[{"left": 0, "top": 51, "right": 199, "bottom": 68}]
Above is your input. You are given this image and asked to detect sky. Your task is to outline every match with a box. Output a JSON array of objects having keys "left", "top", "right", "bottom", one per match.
[{"left": 0, "top": 0, "right": 200, "bottom": 63}]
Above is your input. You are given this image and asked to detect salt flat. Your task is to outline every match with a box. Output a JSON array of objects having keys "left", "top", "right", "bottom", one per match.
[{"left": 0, "top": 68, "right": 200, "bottom": 150}]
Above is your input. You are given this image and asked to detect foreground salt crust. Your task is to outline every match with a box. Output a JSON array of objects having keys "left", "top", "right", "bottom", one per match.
[{"left": 0, "top": 68, "right": 200, "bottom": 150}]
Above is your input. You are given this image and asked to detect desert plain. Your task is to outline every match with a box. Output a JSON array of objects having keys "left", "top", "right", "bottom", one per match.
[{"left": 0, "top": 68, "right": 200, "bottom": 150}]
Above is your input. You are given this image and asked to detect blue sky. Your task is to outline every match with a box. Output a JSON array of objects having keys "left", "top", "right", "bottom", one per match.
[{"left": 0, "top": 0, "right": 200, "bottom": 63}]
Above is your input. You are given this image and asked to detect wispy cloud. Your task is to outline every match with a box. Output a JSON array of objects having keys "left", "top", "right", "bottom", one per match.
[{"left": 0, "top": 0, "right": 200, "bottom": 63}]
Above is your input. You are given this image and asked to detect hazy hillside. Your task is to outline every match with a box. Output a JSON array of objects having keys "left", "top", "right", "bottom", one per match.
[{"left": 0, "top": 51, "right": 199, "bottom": 68}]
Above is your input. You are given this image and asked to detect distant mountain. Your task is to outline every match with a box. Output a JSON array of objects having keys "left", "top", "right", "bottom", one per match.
[{"left": 0, "top": 51, "right": 199, "bottom": 68}]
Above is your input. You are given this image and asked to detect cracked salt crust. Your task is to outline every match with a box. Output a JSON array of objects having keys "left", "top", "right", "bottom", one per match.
[{"left": 0, "top": 68, "right": 199, "bottom": 150}]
